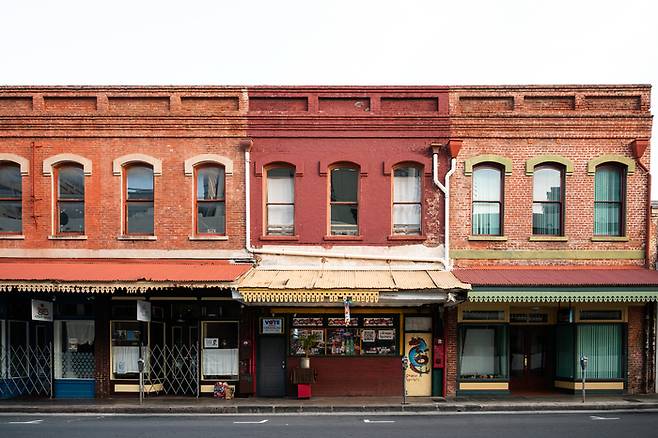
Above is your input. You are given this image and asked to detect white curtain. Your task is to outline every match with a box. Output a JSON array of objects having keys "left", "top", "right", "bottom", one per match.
[
  {"left": 460, "top": 328, "right": 495, "bottom": 376},
  {"left": 393, "top": 168, "right": 421, "bottom": 203},
  {"left": 202, "top": 348, "right": 238, "bottom": 377},
  {"left": 113, "top": 346, "right": 140, "bottom": 374}
]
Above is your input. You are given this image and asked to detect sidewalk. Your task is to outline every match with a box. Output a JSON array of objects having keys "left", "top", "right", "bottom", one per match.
[{"left": 2, "top": 394, "right": 658, "bottom": 414}]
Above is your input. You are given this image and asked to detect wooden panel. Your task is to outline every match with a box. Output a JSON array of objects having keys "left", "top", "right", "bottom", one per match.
[
  {"left": 44, "top": 96, "right": 97, "bottom": 112},
  {"left": 459, "top": 96, "right": 514, "bottom": 112},
  {"left": 180, "top": 96, "right": 239, "bottom": 113},
  {"left": 524, "top": 96, "right": 575, "bottom": 111},
  {"left": 0, "top": 97, "right": 33, "bottom": 112},
  {"left": 109, "top": 97, "right": 170, "bottom": 114},
  {"left": 250, "top": 97, "right": 308, "bottom": 112},
  {"left": 319, "top": 97, "right": 370, "bottom": 114},
  {"left": 584, "top": 95, "right": 641, "bottom": 111},
  {"left": 381, "top": 97, "right": 438, "bottom": 112}
]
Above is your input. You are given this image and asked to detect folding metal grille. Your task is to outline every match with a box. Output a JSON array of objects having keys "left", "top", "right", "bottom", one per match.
[
  {"left": 145, "top": 344, "right": 198, "bottom": 396},
  {"left": 0, "top": 345, "right": 52, "bottom": 398}
]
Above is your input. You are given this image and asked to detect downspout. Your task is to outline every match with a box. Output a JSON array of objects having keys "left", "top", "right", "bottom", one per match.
[
  {"left": 432, "top": 144, "right": 456, "bottom": 271},
  {"left": 242, "top": 139, "right": 447, "bottom": 266}
]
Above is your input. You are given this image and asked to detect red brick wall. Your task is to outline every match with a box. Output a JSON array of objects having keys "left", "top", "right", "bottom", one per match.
[
  {"left": 444, "top": 306, "right": 458, "bottom": 396},
  {"left": 627, "top": 305, "right": 646, "bottom": 394}
]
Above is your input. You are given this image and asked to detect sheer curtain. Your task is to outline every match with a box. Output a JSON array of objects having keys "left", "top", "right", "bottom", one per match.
[
  {"left": 267, "top": 168, "right": 294, "bottom": 233},
  {"left": 460, "top": 328, "right": 495, "bottom": 376},
  {"left": 202, "top": 349, "right": 238, "bottom": 377},
  {"left": 393, "top": 167, "right": 421, "bottom": 233}
]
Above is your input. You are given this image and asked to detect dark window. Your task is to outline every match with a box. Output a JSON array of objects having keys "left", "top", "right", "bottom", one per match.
[
  {"left": 532, "top": 165, "right": 564, "bottom": 235},
  {"left": 393, "top": 166, "right": 422, "bottom": 235},
  {"left": 196, "top": 165, "right": 225, "bottom": 235},
  {"left": 125, "top": 165, "right": 154, "bottom": 235},
  {"left": 330, "top": 166, "right": 359, "bottom": 235},
  {"left": 472, "top": 165, "right": 502, "bottom": 235},
  {"left": 266, "top": 166, "right": 295, "bottom": 236},
  {"left": 594, "top": 164, "right": 625, "bottom": 236},
  {"left": 0, "top": 162, "right": 22, "bottom": 233},
  {"left": 57, "top": 164, "right": 85, "bottom": 234}
]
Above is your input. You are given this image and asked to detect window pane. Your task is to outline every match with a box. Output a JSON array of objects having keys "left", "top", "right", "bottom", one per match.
[
  {"left": 0, "top": 200, "right": 22, "bottom": 232},
  {"left": 267, "top": 204, "right": 294, "bottom": 235},
  {"left": 127, "top": 202, "right": 154, "bottom": 234},
  {"left": 267, "top": 167, "right": 294, "bottom": 203},
  {"left": 533, "top": 167, "right": 561, "bottom": 202},
  {"left": 594, "top": 203, "right": 621, "bottom": 236},
  {"left": 126, "top": 166, "right": 153, "bottom": 200},
  {"left": 393, "top": 204, "right": 421, "bottom": 234},
  {"left": 472, "top": 202, "right": 500, "bottom": 235},
  {"left": 473, "top": 167, "right": 501, "bottom": 201},
  {"left": 330, "top": 167, "right": 358, "bottom": 202},
  {"left": 532, "top": 202, "right": 561, "bottom": 235},
  {"left": 58, "top": 165, "right": 84, "bottom": 199},
  {"left": 0, "top": 164, "right": 21, "bottom": 197},
  {"left": 197, "top": 201, "right": 225, "bottom": 234},
  {"left": 197, "top": 166, "right": 225, "bottom": 200},
  {"left": 59, "top": 202, "right": 84, "bottom": 233},
  {"left": 595, "top": 166, "right": 622, "bottom": 202},
  {"left": 576, "top": 324, "right": 622, "bottom": 379},
  {"left": 393, "top": 167, "right": 421, "bottom": 202},
  {"left": 331, "top": 204, "right": 358, "bottom": 235},
  {"left": 459, "top": 326, "right": 508, "bottom": 379}
]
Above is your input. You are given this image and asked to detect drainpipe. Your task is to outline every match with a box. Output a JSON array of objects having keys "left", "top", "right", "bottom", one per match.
[
  {"left": 241, "top": 139, "right": 448, "bottom": 266},
  {"left": 432, "top": 144, "right": 456, "bottom": 271}
]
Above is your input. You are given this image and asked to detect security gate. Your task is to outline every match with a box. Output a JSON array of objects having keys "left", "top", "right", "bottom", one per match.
[
  {"left": 0, "top": 344, "right": 52, "bottom": 399},
  {"left": 146, "top": 344, "right": 199, "bottom": 396}
]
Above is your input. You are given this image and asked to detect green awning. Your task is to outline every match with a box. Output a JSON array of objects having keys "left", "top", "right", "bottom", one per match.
[{"left": 469, "top": 289, "right": 658, "bottom": 303}]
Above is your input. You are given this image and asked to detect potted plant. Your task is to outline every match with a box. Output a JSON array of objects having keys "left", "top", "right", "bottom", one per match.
[{"left": 299, "top": 332, "right": 320, "bottom": 369}]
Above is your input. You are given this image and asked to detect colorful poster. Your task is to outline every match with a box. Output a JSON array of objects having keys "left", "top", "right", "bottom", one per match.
[{"left": 404, "top": 333, "right": 432, "bottom": 396}]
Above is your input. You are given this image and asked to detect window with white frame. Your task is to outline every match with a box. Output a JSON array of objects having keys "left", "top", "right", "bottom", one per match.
[
  {"left": 392, "top": 165, "right": 422, "bottom": 235},
  {"left": 266, "top": 166, "right": 295, "bottom": 236}
]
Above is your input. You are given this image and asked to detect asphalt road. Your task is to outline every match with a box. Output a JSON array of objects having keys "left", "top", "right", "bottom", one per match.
[{"left": 1, "top": 412, "right": 657, "bottom": 438}]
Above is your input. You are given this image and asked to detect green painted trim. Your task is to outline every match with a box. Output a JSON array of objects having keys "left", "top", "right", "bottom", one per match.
[
  {"left": 451, "top": 249, "right": 643, "bottom": 260},
  {"left": 591, "top": 236, "right": 630, "bottom": 242},
  {"left": 468, "top": 290, "right": 658, "bottom": 303},
  {"left": 587, "top": 155, "right": 636, "bottom": 175},
  {"left": 464, "top": 155, "right": 513, "bottom": 176},
  {"left": 468, "top": 235, "right": 508, "bottom": 241},
  {"left": 525, "top": 155, "right": 574, "bottom": 175},
  {"left": 528, "top": 236, "right": 569, "bottom": 242}
]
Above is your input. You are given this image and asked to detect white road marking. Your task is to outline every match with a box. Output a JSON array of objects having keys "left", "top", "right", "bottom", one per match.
[
  {"left": 364, "top": 419, "right": 395, "bottom": 423},
  {"left": 233, "top": 419, "right": 269, "bottom": 424},
  {"left": 590, "top": 416, "right": 620, "bottom": 420},
  {"left": 8, "top": 419, "right": 43, "bottom": 424}
]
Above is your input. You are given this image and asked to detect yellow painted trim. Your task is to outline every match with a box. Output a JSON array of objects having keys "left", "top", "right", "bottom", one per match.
[
  {"left": 554, "top": 380, "right": 624, "bottom": 390},
  {"left": 587, "top": 155, "right": 636, "bottom": 175},
  {"left": 574, "top": 303, "right": 627, "bottom": 323},
  {"left": 464, "top": 155, "right": 513, "bottom": 176},
  {"left": 240, "top": 289, "right": 379, "bottom": 304},
  {"left": 451, "top": 249, "right": 643, "bottom": 260},
  {"left": 200, "top": 384, "right": 235, "bottom": 394},
  {"left": 459, "top": 382, "right": 509, "bottom": 391},
  {"left": 459, "top": 302, "right": 509, "bottom": 323},
  {"left": 526, "top": 155, "right": 574, "bottom": 176},
  {"left": 114, "top": 383, "right": 164, "bottom": 393}
]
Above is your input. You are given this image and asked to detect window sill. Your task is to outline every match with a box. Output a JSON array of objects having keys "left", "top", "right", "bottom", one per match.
[
  {"left": 117, "top": 235, "right": 158, "bottom": 241},
  {"left": 468, "top": 235, "right": 508, "bottom": 241},
  {"left": 260, "top": 235, "right": 300, "bottom": 241},
  {"left": 189, "top": 235, "right": 229, "bottom": 241},
  {"left": 49, "top": 235, "right": 88, "bottom": 240},
  {"left": 591, "top": 236, "right": 629, "bottom": 242},
  {"left": 528, "top": 236, "right": 568, "bottom": 242},
  {"left": 323, "top": 235, "right": 364, "bottom": 241},
  {"left": 0, "top": 234, "right": 25, "bottom": 240},
  {"left": 387, "top": 234, "right": 427, "bottom": 241}
]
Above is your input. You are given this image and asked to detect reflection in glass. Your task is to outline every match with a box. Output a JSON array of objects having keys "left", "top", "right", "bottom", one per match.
[
  {"left": 532, "top": 166, "right": 562, "bottom": 235},
  {"left": 126, "top": 165, "right": 154, "bottom": 234},
  {"left": 330, "top": 167, "right": 358, "bottom": 235},
  {"left": 196, "top": 166, "right": 225, "bottom": 235},
  {"left": 266, "top": 167, "right": 295, "bottom": 235},
  {"left": 472, "top": 166, "right": 502, "bottom": 235},
  {"left": 594, "top": 165, "right": 623, "bottom": 236},
  {"left": 0, "top": 163, "right": 22, "bottom": 233},
  {"left": 393, "top": 167, "right": 421, "bottom": 235},
  {"left": 58, "top": 165, "right": 85, "bottom": 233}
]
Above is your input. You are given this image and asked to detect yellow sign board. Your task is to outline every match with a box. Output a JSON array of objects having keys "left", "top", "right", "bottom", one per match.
[{"left": 404, "top": 333, "right": 432, "bottom": 396}]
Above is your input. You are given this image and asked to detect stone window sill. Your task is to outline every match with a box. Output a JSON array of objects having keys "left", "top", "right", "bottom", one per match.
[
  {"left": 323, "top": 235, "right": 364, "bottom": 241},
  {"left": 49, "top": 235, "right": 88, "bottom": 240},
  {"left": 387, "top": 235, "right": 427, "bottom": 241},
  {"left": 189, "top": 235, "right": 229, "bottom": 241},
  {"left": 260, "top": 235, "right": 300, "bottom": 241},
  {"left": 117, "top": 235, "right": 158, "bottom": 241},
  {"left": 0, "top": 234, "right": 25, "bottom": 240},
  {"left": 591, "top": 236, "right": 629, "bottom": 242},
  {"left": 529, "top": 236, "right": 568, "bottom": 242},
  {"left": 468, "top": 235, "right": 508, "bottom": 241}
]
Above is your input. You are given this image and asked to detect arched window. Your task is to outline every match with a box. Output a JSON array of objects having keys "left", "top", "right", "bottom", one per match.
[
  {"left": 0, "top": 162, "right": 22, "bottom": 234},
  {"left": 266, "top": 166, "right": 295, "bottom": 236},
  {"left": 472, "top": 165, "right": 503, "bottom": 236},
  {"left": 532, "top": 165, "right": 564, "bottom": 236},
  {"left": 594, "top": 164, "right": 625, "bottom": 236},
  {"left": 329, "top": 165, "right": 359, "bottom": 236},
  {"left": 125, "top": 164, "right": 154, "bottom": 235},
  {"left": 56, "top": 163, "right": 85, "bottom": 234},
  {"left": 195, "top": 165, "right": 226, "bottom": 235},
  {"left": 392, "top": 165, "right": 422, "bottom": 235}
]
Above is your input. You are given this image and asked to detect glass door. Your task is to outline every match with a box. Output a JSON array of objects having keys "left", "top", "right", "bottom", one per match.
[{"left": 510, "top": 325, "right": 553, "bottom": 392}]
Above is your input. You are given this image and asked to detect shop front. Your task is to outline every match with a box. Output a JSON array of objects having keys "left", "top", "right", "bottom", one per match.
[{"left": 238, "top": 268, "right": 469, "bottom": 397}]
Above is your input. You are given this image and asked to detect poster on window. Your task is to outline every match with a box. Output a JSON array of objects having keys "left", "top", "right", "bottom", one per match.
[
  {"left": 261, "top": 318, "right": 284, "bottom": 335},
  {"left": 404, "top": 332, "right": 432, "bottom": 396},
  {"left": 31, "top": 299, "right": 53, "bottom": 322}
]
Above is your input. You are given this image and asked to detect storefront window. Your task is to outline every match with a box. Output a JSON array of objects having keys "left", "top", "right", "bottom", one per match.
[
  {"left": 201, "top": 321, "right": 238, "bottom": 380},
  {"left": 8, "top": 320, "right": 27, "bottom": 378},
  {"left": 54, "top": 320, "right": 95, "bottom": 379},
  {"left": 576, "top": 324, "right": 623, "bottom": 379},
  {"left": 555, "top": 324, "right": 575, "bottom": 379},
  {"left": 111, "top": 321, "right": 143, "bottom": 379},
  {"left": 459, "top": 325, "right": 508, "bottom": 379}
]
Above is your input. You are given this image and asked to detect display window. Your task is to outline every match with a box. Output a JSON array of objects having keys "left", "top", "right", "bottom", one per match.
[
  {"left": 54, "top": 320, "right": 95, "bottom": 379},
  {"left": 201, "top": 321, "right": 238, "bottom": 380},
  {"left": 458, "top": 324, "right": 509, "bottom": 380}
]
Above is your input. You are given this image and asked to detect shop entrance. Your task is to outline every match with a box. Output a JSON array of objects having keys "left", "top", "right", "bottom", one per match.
[
  {"left": 510, "top": 325, "right": 554, "bottom": 392},
  {"left": 256, "top": 336, "right": 286, "bottom": 397}
]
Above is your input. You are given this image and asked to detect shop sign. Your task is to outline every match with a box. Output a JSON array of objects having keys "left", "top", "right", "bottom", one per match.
[
  {"left": 378, "top": 329, "right": 395, "bottom": 340},
  {"left": 31, "top": 299, "right": 53, "bottom": 322},
  {"left": 261, "top": 318, "right": 284, "bottom": 335},
  {"left": 204, "top": 337, "right": 219, "bottom": 348},
  {"left": 404, "top": 332, "right": 432, "bottom": 396},
  {"left": 136, "top": 301, "right": 151, "bottom": 322}
]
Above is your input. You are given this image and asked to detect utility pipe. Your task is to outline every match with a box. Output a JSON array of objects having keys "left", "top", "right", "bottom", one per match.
[
  {"left": 432, "top": 146, "right": 456, "bottom": 271},
  {"left": 242, "top": 140, "right": 447, "bottom": 266}
]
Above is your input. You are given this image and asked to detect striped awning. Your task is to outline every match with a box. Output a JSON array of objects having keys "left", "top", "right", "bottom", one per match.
[{"left": 468, "top": 290, "right": 658, "bottom": 303}]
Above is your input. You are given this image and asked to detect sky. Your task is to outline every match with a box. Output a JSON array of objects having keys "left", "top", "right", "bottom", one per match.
[{"left": 2, "top": 0, "right": 657, "bottom": 187}]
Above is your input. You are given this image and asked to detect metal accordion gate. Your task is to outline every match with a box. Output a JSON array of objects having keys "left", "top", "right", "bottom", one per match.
[
  {"left": 145, "top": 344, "right": 199, "bottom": 397},
  {"left": 0, "top": 344, "right": 53, "bottom": 399}
]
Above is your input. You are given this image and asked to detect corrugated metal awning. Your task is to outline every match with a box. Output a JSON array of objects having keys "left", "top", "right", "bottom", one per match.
[{"left": 469, "top": 290, "right": 658, "bottom": 303}]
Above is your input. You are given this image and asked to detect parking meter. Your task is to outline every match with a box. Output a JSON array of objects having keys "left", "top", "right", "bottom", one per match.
[
  {"left": 401, "top": 356, "right": 409, "bottom": 371},
  {"left": 580, "top": 355, "right": 588, "bottom": 403},
  {"left": 401, "top": 356, "right": 409, "bottom": 404},
  {"left": 138, "top": 357, "right": 145, "bottom": 405},
  {"left": 138, "top": 358, "right": 145, "bottom": 372}
]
